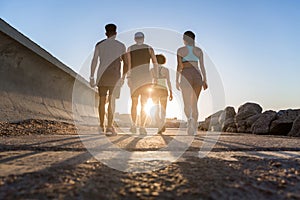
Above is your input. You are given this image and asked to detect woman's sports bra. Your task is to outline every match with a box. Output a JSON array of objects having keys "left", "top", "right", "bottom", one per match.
[
  {"left": 182, "top": 45, "right": 198, "bottom": 63},
  {"left": 156, "top": 66, "right": 167, "bottom": 89}
]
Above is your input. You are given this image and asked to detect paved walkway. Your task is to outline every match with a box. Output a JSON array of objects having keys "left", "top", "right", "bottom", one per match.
[{"left": 1, "top": 130, "right": 300, "bottom": 199}]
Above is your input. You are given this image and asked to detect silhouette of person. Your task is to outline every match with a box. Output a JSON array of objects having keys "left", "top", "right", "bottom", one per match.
[
  {"left": 176, "top": 31, "right": 208, "bottom": 135},
  {"left": 150, "top": 54, "right": 173, "bottom": 134},
  {"left": 127, "top": 32, "right": 158, "bottom": 135},
  {"left": 90, "top": 24, "right": 127, "bottom": 135}
]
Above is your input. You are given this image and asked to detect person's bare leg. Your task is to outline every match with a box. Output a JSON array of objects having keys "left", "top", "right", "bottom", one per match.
[
  {"left": 131, "top": 97, "right": 138, "bottom": 126},
  {"left": 181, "top": 87, "right": 193, "bottom": 119},
  {"left": 98, "top": 96, "right": 106, "bottom": 129},
  {"left": 107, "top": 95, "right": 115, "bottom": 128},
  {"left": 191, "top": 86, "right": 201, "bottom": 121},
  {"left": 152, "top": 97, "right": 160, "bottom": 128},
  {"left": 160, "top": 96, "right": 168, "bottom": 131},
  {"left": 140, "top": 95, "right": 148, "bottom": 128},
  {"left": 189, "top": 86, "right": 201, "bottom": 134}
]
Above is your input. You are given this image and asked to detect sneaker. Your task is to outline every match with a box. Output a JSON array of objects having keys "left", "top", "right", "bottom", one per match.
[
  {"left": 99, "top": 127, "right": 105, "bottom": 134},
  {"left": 106, "top": 127, "right": 117, "bottom": 136},
  {"left": 139, "top": 127, "right": 147, "bottom": 135},
  {"left": 157, "top": 125, "right": 165, "bottom": 134},
  {"left": 129, "top": 126, "right": 137, "bottom": 134}
]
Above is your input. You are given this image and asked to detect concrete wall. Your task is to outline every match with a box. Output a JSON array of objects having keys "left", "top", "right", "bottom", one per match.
[{"left": 0, "top": 19, "right": 98, "bottom": 123}]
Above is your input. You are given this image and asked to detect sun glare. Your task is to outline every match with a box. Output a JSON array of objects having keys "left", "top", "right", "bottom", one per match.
[{"left": 144, "top": 98, "right": 155, "bottom": 116}]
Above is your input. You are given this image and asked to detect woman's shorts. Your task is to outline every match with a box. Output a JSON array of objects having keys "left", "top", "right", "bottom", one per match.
[
  {"left": 180, "top": 67, "right": 202, "bottom": 89},
  {"left": 152, "top": 87, "right": 168, "bottom": 99}
]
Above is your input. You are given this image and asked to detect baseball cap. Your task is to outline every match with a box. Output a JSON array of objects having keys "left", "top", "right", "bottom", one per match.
[{"left": 134, "top": 32, "right": 144, "bottom": 38}]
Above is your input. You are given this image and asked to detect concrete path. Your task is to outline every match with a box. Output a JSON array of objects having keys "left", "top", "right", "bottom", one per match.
[{"left": 1, "top": 130, "right": 300, "bottom": 199}]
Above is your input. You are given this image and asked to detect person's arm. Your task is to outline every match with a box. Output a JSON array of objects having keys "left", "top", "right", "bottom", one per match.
[
  {"left": 165, "top": 68, "right": 173, "bottom": 101},
  {"left": 126, "top": 47, "right": 131, "bottom": 74},
  {"left": 197, "top": 48, "right": 208, "bottom": 90},
  {"left": 121, "top": 46, "right": 128, "bottom": 80},
  {"left": 149, "top": 47, "right": 158, "bottom": 80},
  {"left": 150, "top": 68, "right": 155, "bottom": 83},
  {"left": 126, "top": 47, "right": 132, "bottom": 87},
  {"left": 176, "top": 49, "right": 183, "bottom": 90},
  {"left": 90, "top": 45, "right": 99, "bottom": 87}
]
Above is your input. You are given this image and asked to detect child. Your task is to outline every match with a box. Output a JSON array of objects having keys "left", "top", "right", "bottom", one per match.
[{"left": 150, "top": 54, "right": 173, "bottom": 134}]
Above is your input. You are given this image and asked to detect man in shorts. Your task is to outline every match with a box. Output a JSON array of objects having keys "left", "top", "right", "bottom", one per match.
[
  {"left": 127, "top": 32, "right": 158, "bottom": 135},
  {"left": 90, "top": 24, "right": 127, "bottom": 135}
]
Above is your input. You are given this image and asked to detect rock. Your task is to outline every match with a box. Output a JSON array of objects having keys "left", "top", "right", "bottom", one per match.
[
  {"left": 222, "top": 118, "right": 236, "bottom": 132},
  {"left": 219, "top": 107, "right": 236, "bottom": 132},
  {"left": 246, "top": 114, "right": 261, "bottom": 127},
  {"left": 251, "top": 110, "right": 276, "bottom": 134},
  {"left": 235, "top": 102, "right": 262, "bottom": 121},
  {"left": 288, "top": 115, "right": 300, "bottom": 137},
  {"left": 218, "top": 107, "right": 236, "bottom": 123},
  {"left": 201, "top": 109, "right": 236, "bottom": 132},
  {"left": 221, "top": 106, "right": 236, "bottom": 120},
  {"left": 209, "top": 116, "right": 220, "bottom": 127},
  {"left": 209, "top": 110, "right": 224, "bottom": 119},
  {"left": 198, "top": 121, "right": 208, "bottom": 131},
  {"left": 208, "top": 117, "right": 221, "bottom": 131},
  {"left": 211, "top": 124, "right": 222, "bottom": 132},
  {"left": 226, "top": 126, "right": 237, "bottom": 133},
  {"left": 237, "top": 125, "right": 247, "bottom": 133},
  {"left": 237, "top": 102, "right": 263, "bottom": 113},
  {"left": 245, "top": 127, "right": 252, "bottom": 133},
  {"left": 270, "top": 109, "right": 300, "bottom": 135},
  {"left": 204, "top": 110, "right": 223, "bottom": 131},
  {"left": 236, "top": 114, "right": 260, "bottom": 133},
  {"left": 235, "top": 103, "right": 263, "bottom": 133}
]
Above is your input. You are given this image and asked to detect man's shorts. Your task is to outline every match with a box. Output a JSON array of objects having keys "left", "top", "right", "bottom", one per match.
[
  {"left": 130, "top": 84, "right": 152, "bottom": 98},
  {"left": 152, "top": 87, "right": 168, "bottom": 99},
  {"left": 98, "top": 85, "right": 121, "bottom": 98}
]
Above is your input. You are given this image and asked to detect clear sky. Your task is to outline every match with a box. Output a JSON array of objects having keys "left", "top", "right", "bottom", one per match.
[{"left": 1, "top": 0, "right": 300, "bottom": 119}]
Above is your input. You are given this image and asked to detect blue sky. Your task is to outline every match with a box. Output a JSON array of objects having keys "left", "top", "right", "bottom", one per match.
[{"left": 1, "top": 0, "right": 300, "bottom": 117}]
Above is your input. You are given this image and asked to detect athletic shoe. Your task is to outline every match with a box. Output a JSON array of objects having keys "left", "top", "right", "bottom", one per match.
[
  {"left": 129, "top": 126, "right": 137, "bottom": 134},
  {"left": 139, "top": 127, "right": 147, "bottom": 135},
  {"left": 106, "top": 127, "right": 117, "bottom": 136},
  {"left": 99, "top": 127, "right": 105, "bottom": 134}
]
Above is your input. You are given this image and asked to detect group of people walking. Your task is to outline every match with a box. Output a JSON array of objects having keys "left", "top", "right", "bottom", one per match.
[{"left": 89, "top": 24, "right": 208, "bottom": 136}]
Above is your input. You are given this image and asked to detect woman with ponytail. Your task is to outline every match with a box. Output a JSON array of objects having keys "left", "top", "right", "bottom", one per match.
[{"left": 176, "top": 31, "right": 208, "bottom": 135}]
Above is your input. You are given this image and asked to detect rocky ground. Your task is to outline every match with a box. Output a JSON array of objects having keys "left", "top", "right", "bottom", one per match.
[
  {"left": 0, "top": 120, "right": 300, "bottom": 199},
  {"left": 0, "top": 119, "right": 77, "bottom": 136}
]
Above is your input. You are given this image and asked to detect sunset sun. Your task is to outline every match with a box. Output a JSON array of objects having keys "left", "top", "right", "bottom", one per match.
[{"left": 144, "top": 98, "right": 155, "bottom": 116}]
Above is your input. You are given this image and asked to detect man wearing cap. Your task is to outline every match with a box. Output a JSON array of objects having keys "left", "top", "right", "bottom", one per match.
[
  {"left": 90, "top": 24, "right": 127, "bottom": 135},
  {"left": 127, "top": 32, "right": 158, "bottom": 135}
]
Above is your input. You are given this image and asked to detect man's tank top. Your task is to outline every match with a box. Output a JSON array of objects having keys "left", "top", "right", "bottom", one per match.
[
  {"left": 129, "top": 44, "right": 151, "bottom": 69},
  {"left": 96, "top": 38, "right": 126, "bottom": 86}
]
